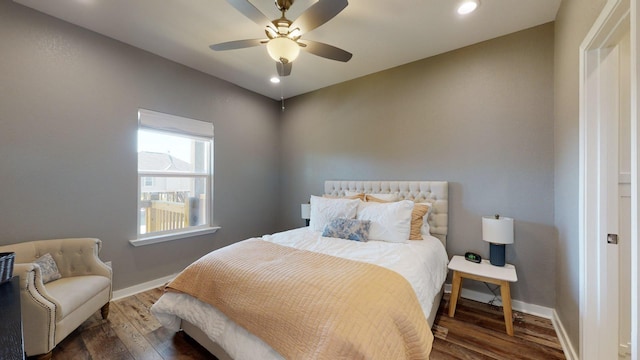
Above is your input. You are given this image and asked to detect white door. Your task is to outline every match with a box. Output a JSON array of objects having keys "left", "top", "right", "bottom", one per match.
[
  {"left": 618, "top": 28, "right": 632, "bottom": 360},
  {"left": 599, "top": 40, "right": 621, "bottom": 360},
  {"left": 579, "top": 1, "right": 634, "bottom": 359}
]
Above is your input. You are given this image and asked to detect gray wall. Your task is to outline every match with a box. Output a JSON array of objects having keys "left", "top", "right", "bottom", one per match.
[
  {"left": 279, "top": 24, "right": 556, "bottom": 307},
  {"left": 0, "top": 1, "right": 280, "bottom": 290},
  {"left": 553, "top": 0, "right": 607, "bottom": 351},
  {"left": 0, "top": 2, "right": 607, "bottom": 347}
]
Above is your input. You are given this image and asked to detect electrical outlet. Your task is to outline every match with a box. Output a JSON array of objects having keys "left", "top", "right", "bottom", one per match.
[{"left": 105, "top": 261, "right": 112, "bottom": 268}]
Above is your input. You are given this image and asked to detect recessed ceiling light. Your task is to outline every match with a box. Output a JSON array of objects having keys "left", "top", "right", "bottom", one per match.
[
  {"left": 457, "top": 0, "right": 479, "bottom": 15},
  {"left": 270, "top": 77, "right": 280, "bottom": 84}
]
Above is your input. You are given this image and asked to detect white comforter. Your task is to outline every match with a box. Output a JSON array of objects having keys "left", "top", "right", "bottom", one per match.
[{"left": 151, "top": 227, "right": 449, "bottom": 360}]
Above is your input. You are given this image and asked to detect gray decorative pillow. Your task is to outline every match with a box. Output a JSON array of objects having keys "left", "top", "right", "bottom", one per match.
[
  {"left": 322, "top": 218, "right": 371, "bottom": 242},
  {"left": 35, "top": 253, "right": 62, "bottom": 284}
]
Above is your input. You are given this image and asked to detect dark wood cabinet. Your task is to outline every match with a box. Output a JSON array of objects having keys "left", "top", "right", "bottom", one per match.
[{"left": 0, "top": 277, "right": 25, "bottom": 360}]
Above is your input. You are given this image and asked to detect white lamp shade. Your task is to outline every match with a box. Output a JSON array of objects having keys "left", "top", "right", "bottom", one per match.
[
  {"left": 301, "top": 204, "right": 311, "bottom": 220},
  {"left": 482, "top": 216, "right": 514, "bottom": 244},
  {"left": 267, "top": 37, "right": 300, "bottom": 63}
]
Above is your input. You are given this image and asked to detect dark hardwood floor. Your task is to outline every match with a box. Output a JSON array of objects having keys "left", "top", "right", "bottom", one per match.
[
  {"left": 41, "top": 289, "right": 565, "bottom": 360},
  {"left": 431, "top": 294, "right": 565, "bottom": 359},
  {"left": 44, "top": 287, "right": 212, "bottom": 360}
]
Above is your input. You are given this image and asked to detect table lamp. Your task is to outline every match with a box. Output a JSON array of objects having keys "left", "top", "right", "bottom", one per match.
[
  {"left": 301, "top": 204, "right": 311, "bottom": 226},
  {"left": 482, "top": 215, "right": 514, "bottom": 266}
]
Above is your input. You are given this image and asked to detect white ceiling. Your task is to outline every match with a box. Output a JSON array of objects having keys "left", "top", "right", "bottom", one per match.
[{"left": 14, "top": 0, "right": 561, "bottom": 100}]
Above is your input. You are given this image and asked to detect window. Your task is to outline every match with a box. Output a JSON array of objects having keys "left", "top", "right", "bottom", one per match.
[{"left": 133, "top": 109, "right": 217, "bottom": 245}]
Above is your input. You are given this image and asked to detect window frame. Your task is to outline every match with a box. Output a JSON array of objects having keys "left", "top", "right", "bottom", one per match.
[{"left": 130, "top": 109, "right": 219, "bottom": 246}]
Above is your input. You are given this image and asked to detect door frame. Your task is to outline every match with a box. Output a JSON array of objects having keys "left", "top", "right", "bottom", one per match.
[
  {"left": 632, "top": 0, "right": 640, "bottom": 358},
  {"left": 579, "top": 0, "right": 637, "bottom": 359}
]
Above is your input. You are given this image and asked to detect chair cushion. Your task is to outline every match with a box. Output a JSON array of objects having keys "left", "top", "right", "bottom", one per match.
[{"left": 45, "top": 275, "right": 111, "bottom": 319}]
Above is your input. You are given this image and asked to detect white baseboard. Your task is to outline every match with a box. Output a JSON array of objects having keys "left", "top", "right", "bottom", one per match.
[
  {"left": 112, "top": 273, "right": 177, "bottom": 301},
  {"left": 444, "top": 284, "right": 553, "bottom": 318},
  {"left": 444, "top": 284, "right": 575, "bottom": 359},
  {"left": 552, "top": 309, "right": 578, "bottom": 360}
]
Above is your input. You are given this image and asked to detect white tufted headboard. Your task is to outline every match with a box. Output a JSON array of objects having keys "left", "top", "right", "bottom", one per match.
[{"left": 324, "top": 181, "right": 449, "bottom": 247}]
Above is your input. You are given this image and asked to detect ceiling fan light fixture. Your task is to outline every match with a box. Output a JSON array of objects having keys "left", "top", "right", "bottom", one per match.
[
  {"left": 457, "top": 0, "right": 479, "bottom": 15},
  {"left": 265, "top": 26, "right": 279, "bottom": 39},
  {"left": 267, "top": 37, "right": 300, "bottom": 63},
  {"left": 288, "top": 28, "right": 302, "bottom": 40}
]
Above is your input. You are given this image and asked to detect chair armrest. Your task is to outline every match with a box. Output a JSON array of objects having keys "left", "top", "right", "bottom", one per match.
[
  {"left": 13, "top": 263, "right": 62, "bottom": 309},
  {"left": 13, "top": 262, "right": 36, "bottom": 289},
  {"left": 13, "top": 263, "right": 59, "bottom": 355}
]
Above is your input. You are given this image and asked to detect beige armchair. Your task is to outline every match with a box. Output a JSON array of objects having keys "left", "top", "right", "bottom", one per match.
[{"left": 0, "top": 238, "right": 112, "bottom": 359}]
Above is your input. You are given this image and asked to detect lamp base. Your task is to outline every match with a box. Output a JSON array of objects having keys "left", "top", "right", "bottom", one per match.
[{"left": 489, "top": 243, "right": 506, "bottom": 266}]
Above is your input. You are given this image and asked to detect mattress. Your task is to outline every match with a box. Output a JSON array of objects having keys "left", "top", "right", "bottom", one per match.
[{"left": 151, "top": 227, "right": 449, "bottom": 360}]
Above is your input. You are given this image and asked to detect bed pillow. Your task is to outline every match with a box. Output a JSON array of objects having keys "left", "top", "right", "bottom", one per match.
[
  {"left": 323, "top": 193, "right": 365, "bottom": 201},
  {"left": 419, "top": 202, "right": 434, "bottom": 236},
  {"left": 422, "top": 219, "right": 431, "bottom": 236},
  {"left": 356, "top": 200, "right": 413, "bottom": 243},
  {"left": 321, "top": 218, "right": 371, "bottom": 242},
  {"left": 365, "top": 193, "right": 398, "bottom": 202},
  {"left": 345, "top": 190, "right": 365, "bottom": 198},
  {"left": 365, "top": 196, "right": 431, "bottom": 240},
  {"left": 35, "top": 253, "right": 62, "bottom": 284},
  {"left": 409, "top": 203, "right": 431, "bottom": 240},
  {"left": 310, "top": 195, "right": 360, "bottom": 232}
]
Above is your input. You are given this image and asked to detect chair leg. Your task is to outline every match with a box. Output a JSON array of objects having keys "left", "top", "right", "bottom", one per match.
[
  {"left": 34, "top": 351, "right": 52, "bottom": 360},
  {"left": 101, "top": 302, "right": 110, "bottom": 319}
]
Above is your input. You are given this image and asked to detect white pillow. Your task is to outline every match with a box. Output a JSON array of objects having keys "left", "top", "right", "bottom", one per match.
[
  {"left": 356, "top": 200, "right": 414, "bottom": 243},
  {"left": 422, "top": 218, "right": 431, "bottom": 236},
  {"left": 309, "top": 195, "right": 360, "bottom": 232},
  {"left": 419, "top": 202, "right": 433, "bottom": 236}
]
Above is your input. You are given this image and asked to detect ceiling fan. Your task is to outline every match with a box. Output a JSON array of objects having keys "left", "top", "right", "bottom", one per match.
[{"left": 210, "top": 0, "right": 352, "bottom": 77}]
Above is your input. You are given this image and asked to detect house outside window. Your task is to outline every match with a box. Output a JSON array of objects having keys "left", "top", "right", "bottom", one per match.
[{"left": 136, "top": 109, "right": 214, "bottom": 242}]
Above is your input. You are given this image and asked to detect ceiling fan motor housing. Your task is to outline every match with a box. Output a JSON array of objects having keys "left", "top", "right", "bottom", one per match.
[
  {"left": 275, "top": 0, "right": 294, "bottom": 11},
  {"left": 267, "top": 17, "right": 296, "bottom": 38}
]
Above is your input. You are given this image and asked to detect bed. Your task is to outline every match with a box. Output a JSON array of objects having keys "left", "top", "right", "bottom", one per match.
[{"left": 151, "top": 180, "right": 449, "bottom": 360}]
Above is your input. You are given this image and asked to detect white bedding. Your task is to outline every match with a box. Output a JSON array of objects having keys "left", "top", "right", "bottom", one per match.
[{"left": 151, "top": 227, "right": 449, "bottom": 360}]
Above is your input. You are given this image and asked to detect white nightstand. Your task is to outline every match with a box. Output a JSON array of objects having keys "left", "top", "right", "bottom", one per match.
[{"left": 447, "top": 255, "right": 518, "bottom": 336}]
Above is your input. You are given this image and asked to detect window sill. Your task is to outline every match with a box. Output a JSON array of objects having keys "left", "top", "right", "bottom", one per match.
[{"left": 129, "top": 226, "right": 221, "bottom": 247}]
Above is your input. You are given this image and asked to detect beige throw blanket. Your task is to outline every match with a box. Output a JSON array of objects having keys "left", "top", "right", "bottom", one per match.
[{"left": 167, "top": 238, "right": 433, "bottom": 359}]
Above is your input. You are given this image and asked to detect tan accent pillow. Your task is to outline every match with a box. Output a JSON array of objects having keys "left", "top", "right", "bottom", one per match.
[
  {"left": 364, "top": 196, "right": 430, "bottom": 240},
  {"left": 364, "top": 193, "right": 398, "bottom": 202},
  {"left": 409, "top": 203, "right": 430, "bottom": 240},
  {"left": 323, "top": 193, "right": 365, "bottom": 201},
  {"left": 364, "top": 195, "right": 391, "bottom": 203}
]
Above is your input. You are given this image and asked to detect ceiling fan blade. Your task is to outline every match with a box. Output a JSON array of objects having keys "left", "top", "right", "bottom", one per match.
[
  {"left": 277, "top": 62, "right": 292, "bottom": 76},
  {"left": 299, "top": 40, "right": 352, "bottom": 62},
  {"left": 210, "top": 39, "right": 266, "bottom": 51},
  {"left": 226, "top": 0, "right": 274, "bottom": 29},
  {"left": 290, "top": 0, "right": 348, "bottom": 34}
]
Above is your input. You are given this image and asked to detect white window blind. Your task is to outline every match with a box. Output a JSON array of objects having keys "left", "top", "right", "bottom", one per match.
[{"left": 138, "top": 109, "right": 213, "bottom": 137}]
